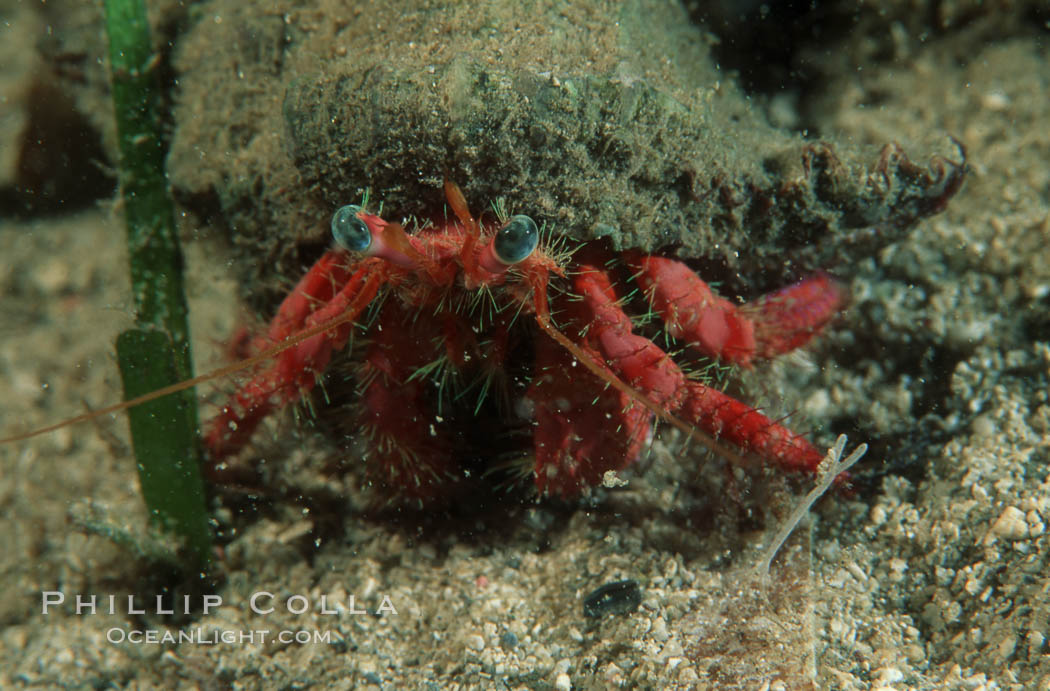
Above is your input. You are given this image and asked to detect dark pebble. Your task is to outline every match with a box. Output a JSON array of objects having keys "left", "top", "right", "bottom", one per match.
[{"left": 583, "top": 579, "right": 642, "bottom": 618}]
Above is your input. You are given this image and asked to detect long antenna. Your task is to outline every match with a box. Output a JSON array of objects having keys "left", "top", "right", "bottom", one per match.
[{"left": 1, "top": 275, "right": 381, "bottom": 445}]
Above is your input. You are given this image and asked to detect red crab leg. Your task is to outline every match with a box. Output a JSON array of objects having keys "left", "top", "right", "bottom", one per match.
[
  {"left": 260, "top": 251, "right": 354, "bottom": 346},
  {"left": 230, "top": 250, "right": 356, "bottom": 359},
  {"left": 205, "top": 259, "right": 383, "bottom": 464},
  {"left": 527, "top": 334, "right": 651, "bottom": 496},
  {"left": 625, "top": 253, "right": 846, "bottom": 366},
  {"left": 572, "top": 264, "right": 825, "bottom": 474},
  {"left": 624, "top": 253, "right": 757, "bottom": 366},
  {"left": 748, "top": 271, "right": 847, "bottom": 360}
]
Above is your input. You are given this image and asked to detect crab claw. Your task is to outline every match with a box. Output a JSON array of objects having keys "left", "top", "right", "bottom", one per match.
[{"left": 526, "top": 336, "right": 650, "bottom": 497}]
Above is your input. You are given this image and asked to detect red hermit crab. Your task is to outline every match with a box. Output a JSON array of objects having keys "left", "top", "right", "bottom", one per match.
[{"left": 202, "top": 180, "right": 847, "bottom": 505}]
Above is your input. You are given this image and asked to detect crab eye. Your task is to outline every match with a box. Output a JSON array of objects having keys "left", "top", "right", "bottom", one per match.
[
  {"left": 493, "top": 214, "right": 539, "bottom": 265},
  {"left": 331, "top": 205, "right": 371, "bottom": 251}
]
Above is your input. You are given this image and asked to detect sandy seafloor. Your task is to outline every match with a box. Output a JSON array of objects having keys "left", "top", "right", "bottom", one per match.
[{"left": 1, "top": 2, "right": 1050, "bottom": 689}]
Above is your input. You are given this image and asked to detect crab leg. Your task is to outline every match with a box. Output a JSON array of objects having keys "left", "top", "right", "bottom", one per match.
[
  {"left": 746, "top": 271, "right": 847, "bottom": 360},
  {"left": 625, "top": 253, "right": 846, "bottom": 366},
  {"left": 205, "top": 258, "right": 383, "bottom": 463},
  {"left": 570, "top": 264, "right": 826, "bottom": 474},
  {"left": 527, "top": 334, "right": 651, "bottom": 496},
  {"left": 246, "top": 250, "right": 356, "bottom": 354}
]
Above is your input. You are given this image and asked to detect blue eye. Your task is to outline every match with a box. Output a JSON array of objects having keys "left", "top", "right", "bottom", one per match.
[
  {"left": 331, "top": 205, "right": 370, "bottom": 251},
  {"left": 493, "top": 215, "right": 539, "bottom": 265}
]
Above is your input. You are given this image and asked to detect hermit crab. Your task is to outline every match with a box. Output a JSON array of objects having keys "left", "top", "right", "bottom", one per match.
[{"left": 200, "top": 181, "right": 848, "bottom": 505}]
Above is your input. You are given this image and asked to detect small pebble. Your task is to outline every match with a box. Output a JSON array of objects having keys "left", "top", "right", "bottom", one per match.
[
  {"left": 33, "top": 258, "right": 73, "bottom": 294},
  {"left": 981, "top": 90, "right": 1009, "bottom": 111},
  {"left": 905, "top": 644, "right": 925, "bottom": 662},
  {"left": 651, "top": 617, "right": 669, "bottom": 643},
  {"left": 985, "top": 506, "right": 1028, "bottom": 543},
  {"left": 678, "top": 666, "right": 699, "bottom": 684},
  {"left": 554, "top": 672, "right": 571, "bottom": 691}
]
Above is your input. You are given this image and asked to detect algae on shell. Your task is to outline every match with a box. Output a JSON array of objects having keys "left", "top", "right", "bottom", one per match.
[{"left": 169, "top": 0, "right": 965, "bottom": 296}]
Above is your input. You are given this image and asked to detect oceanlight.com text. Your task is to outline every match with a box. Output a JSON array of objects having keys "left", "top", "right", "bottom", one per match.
[{"left": 106, "top": 627, "right": 337, "bottom": 645}]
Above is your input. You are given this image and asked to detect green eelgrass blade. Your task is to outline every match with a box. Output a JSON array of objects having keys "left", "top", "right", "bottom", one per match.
[
  {"left": 116, "top": 330, "right": 210, "bottom": 564},
  {"left": 104, "top": 0, "right": 211, "bottom": 565}
]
